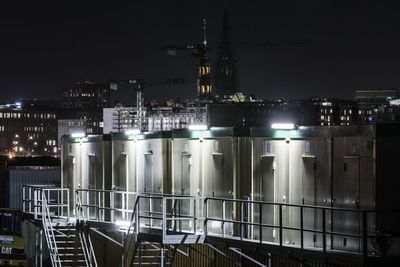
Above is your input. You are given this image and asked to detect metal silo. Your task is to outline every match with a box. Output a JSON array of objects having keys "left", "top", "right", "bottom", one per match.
[
  {"left": 331, "top": 125, "right": 375, "bottom": 252},
  {"left": 61, "top": 134, "right": 111, "bottom": 217}
]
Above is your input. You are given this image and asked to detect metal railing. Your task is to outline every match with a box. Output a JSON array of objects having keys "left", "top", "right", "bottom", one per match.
[
  {"left": 204, "top": 197, "right": 372, "bottom": 254},
  {"left": 22, "top": 186, "right": 64, "bottom": 267},
  {"left": 125, "top": 194, "right": 398, "bottom": 258},
  {"left": 76, "top": 194, "right": 98, "bottom": 267},
  {"left": 76, "top": 188, "right": 137, "bottom": 223},
  {"left": 42, "top": 191, "right": 62, "bottom": 267},
  {"left": 22, "top": 185, "right": 70, "bottom": 221},
  {"left": 23, "top": 187, "right": 400, "bottom": 260}
]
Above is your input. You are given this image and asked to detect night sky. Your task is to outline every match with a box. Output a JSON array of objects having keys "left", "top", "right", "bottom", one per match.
[{"left": 1, "top": 0, "right": 400, "bottom": 102}]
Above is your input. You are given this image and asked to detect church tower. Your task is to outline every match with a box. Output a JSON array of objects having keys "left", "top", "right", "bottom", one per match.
[{"left": 214, "top": 2, "right": 238, "bottom": 95}]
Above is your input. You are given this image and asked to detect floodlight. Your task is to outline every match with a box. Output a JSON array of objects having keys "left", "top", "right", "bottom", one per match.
[
  {"left": 188, "top": 124, "right": 208, "bottom": 131},
  {"left": 71, "top": 132, "right": 85, "bottom": 138},
  {"left": 125, "top": 129, "right": 141, "bottom": 135},
  {"left": 271, "top": 123, "right": 295, "bottom": 130}
]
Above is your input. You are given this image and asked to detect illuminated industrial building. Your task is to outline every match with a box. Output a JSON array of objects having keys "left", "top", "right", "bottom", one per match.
[{"left": 47, "top": 124, "right": 400, "bottom": 266}]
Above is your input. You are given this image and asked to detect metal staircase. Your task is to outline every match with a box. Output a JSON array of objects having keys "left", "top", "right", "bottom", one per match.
[
  {"left": 23, "top": 185, "right": 97, "bottom": 267},
  {"left": 52, "top": 223, "right": 87, "bottom": 267}
]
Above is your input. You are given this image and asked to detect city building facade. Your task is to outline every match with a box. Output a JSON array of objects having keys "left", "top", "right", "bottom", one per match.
[
  {"left": 0, "top": 100, "right": 58, "bottom": 157},
  {"left": 355, "top": 88, "right": 399, "bottom": 123},
  {"left": 61, "top": 81, "right": 118, "bottom": 134}
]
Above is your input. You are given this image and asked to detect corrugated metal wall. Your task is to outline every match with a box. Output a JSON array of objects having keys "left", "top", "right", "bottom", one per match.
[{"left": 5, "top": 169, "right": 60, "bottom": 209}]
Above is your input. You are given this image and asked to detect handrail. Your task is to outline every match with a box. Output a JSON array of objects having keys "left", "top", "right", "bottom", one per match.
[
  {"left": 22, "top": 185, "right": 70, "bottom": 220},
  {"left": 76, "top": 191, "right": 98, "bottom": 267},
  {"left": 123, "top": 193, "right": 399, "bottom": 258},
  {"left": 76, "top": 188, "right": 137, "bottom": 223},
  {"left": 123, "top": 196, "right": 140, "bottom": 267},
  {"left": 42, "top": 190, "right": 62, "bottom": 267},
  {"left": 23, "top": 186, "right": 400, "bottom": 261},
  {"left": 77, "top": 188, "right": 137, "bottom": 195}
]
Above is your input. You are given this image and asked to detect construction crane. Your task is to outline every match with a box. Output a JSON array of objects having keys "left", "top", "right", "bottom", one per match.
[
  {"left": 162, "top": 38, "right": 309, "bottom": 97},
  {"left": 162, "top": 19, "right": 213, "bottom": 100},
  {"left": 161, "top": 15, "right": 311, "bottom": 98},
  {"left": 109, "top": 78, "right": 187, "bottom": 131}
]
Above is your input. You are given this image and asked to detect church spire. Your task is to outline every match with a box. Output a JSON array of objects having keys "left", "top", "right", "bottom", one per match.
[{"left": 214, "top": 1, "right": 238, "bottom": 95}]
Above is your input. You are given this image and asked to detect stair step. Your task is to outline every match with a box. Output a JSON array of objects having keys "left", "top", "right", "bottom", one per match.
[
  {"left": 59, "top": 260, "right": 87, "bottom": 266},
  {"left": 55, "top": 240, "right": 80, "bottom": 244},
  {"left": 58, "top": 247, "right": 84, "bottom": 252},
  {"left": 59, "top": 259, "right": 86, "bottom": 263},
  {"left": 132, "top": 263, "right": 173, "bottom": 266},
  {"left": 59, "top": 253, "right": 85, "bottom": 256},
  {"left": 54, "top": 236, "right": 79, "bottom": 240}
]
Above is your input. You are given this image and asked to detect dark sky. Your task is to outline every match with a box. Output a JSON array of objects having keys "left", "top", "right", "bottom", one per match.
[{"left": 1, "top": 0, "right": 400, "bottom": 102}]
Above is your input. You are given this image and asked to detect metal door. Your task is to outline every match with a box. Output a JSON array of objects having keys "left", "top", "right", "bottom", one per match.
[
  {"left": 260, "top": 155, "right": 275, "bottom": 241},
  {"left": 180, "top": 154, "right": 191, "bottom": 195},
  {"left": 64, "top": 156, "right": 75, "bottom": 215},
  {"left": 302, "top": 156, "right": 317, "bottom": 247},
  {"left": 180, "top": 154, "right": 191, "bottom": 230},
  {"left": 343, "top": 156, "right": 361, "bottom": 251},
  {"left": 333, "top": 156, "right": 360, "bottom": 251},
  {"left": 88, "top": 155, "right": 97, "bottom": 218},
  {"left": 89, "top": 155, "right": 97, "bottom": 189},
  {"left": 115, "top": 154, "right": 128, "bottom": 220},
  {"left": 144, "top": 153, "right": 153, "bottom": 193},
  {"left": 209, "top": 153, "right": 224, "bottom": 234},
  {"left": 143, "top": 152, "right": 161, "bottom": 227}
]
